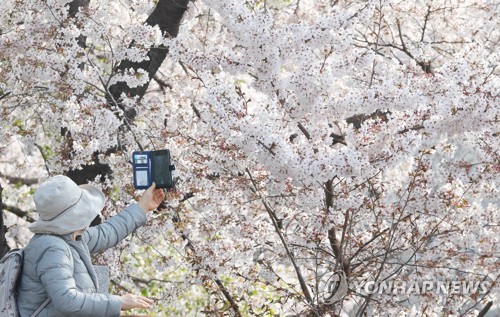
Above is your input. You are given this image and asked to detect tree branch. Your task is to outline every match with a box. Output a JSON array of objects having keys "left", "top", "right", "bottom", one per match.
[
  {"left": 325, "top": 179, "right": 350, "bottom": 276},
  {"left": 246, "top": 168, "right": 316, "bottom": 308},
  {"left": 3, "top": 205, "right": 36, "bottom": 223},
  {"left": 152, "top": 75, "right": 172, "bottom": 92},
  {"left": 34, "top": 143, "right": 51, "bottom": 175},
  {"left": 0, "top": 173, "right": 39, "bottom": 186},
  {"left": 214, "top": 278, "right": 243, "bottom": 317},
  {"left": 257, "top": 140, "right": 276, "bottom": 156},
  {"left": 108, "top": 0, "right": 190, "bottom": 116},
  {"left": 420, "top": 5, "right": 432, "bottom": 42},
  {"left": 369, "top": 0, "right": 384, "bottom": 87},
  {"left": 0, "top": 92, "right": 11, "bottom": 102},
  {"left": 396, "top": 19, "right": 409, "bottom": 56},
  {"left": 167, "top": 199, "right": 243, "bottom": 317},
  {"left": 297, "top": 122, "right": 311, "bottom": 140}
]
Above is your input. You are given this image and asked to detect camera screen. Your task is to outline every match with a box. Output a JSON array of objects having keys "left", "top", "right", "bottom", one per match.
[{"left": 152, "top": 151, "right": 172, "bottom": 189}]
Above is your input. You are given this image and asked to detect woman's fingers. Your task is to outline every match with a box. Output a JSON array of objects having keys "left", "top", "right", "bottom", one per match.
[
  {"left": 154, "top": 188, "right": 166, "bottom": 203},
  {"left": 138, "top": 182, "right": 165, "bottom": 213},
  {"left": 137, "top": 296, "right": 154, "bottom": 306},
  {"left": 120, "top": 293, "right": 154, "bottom": 310}
]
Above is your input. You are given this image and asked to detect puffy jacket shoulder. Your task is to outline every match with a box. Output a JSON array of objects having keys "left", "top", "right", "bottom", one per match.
[{"left": 25, "top": 234, "right": 71, "bottom": 262}]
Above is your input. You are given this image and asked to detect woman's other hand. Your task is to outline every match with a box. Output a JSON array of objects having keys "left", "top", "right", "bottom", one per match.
[
  {"left": 137, "top": 182, "right": 166, "bottom": 213},
  {"left": 120, "top": 293, "right": 154, "bottom": 310}
]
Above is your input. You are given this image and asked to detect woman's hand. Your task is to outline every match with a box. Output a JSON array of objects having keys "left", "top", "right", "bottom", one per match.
[
  {"left": 120, "top": 293, "right": 154, "bottom": 310},
  {"left": 137, "top": 182, "right": 166, "bottom": 213}
]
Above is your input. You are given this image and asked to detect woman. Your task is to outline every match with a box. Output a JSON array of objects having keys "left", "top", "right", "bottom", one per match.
[{"left": 17, "top": 175, "right": 165, "bottom": 316}]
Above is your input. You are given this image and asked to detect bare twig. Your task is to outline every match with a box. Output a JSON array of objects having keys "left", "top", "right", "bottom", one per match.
[
  {"left": 34, "top": 143, "right": 51, "bottom": 175},
  {"left": 349, "top": 227, "right": 389, "bottom": 262},
  {"left": 297, "top": 122, "right": 311, "bottom": 140},
  {"left": 356, "top": 156, "right": 425, "bottom": 317},
  {"left": 214, "top": 278, "right": 243, "bottom": 317},
  {"left": 257, "top": 140, "right": 276, "bottom": 156},
  {"left": 0, "top": 92, "right": 11, "bottom": 101},
  {"left": 44, "top": 2, "right": 64, "bottom": 27},
  {"left": 319, "top": 46, "right": 333, "bottom": 74},
  {"left": 191, "top": 103, "right": 202, "bottom": 120},
  {"left": 164, "top": 200, "right": 243, "bottom": 317},
  {"left": 369, "top": 1, "right": 384, "bottom": 87},
  {"left": 152, "top": 75, "right": 172, "bottom": 92},
  {"left": 396, "top": 19, "right": 409, "bottom": 55},
  {"left": 482, "top": 65, "right": 497, "bottom": 85},
  {"left": 246, "top": 168, "right": 316, "bottom": 308},
  {"left": 420, "top": 5, "right": 432, "bottom": 42}
]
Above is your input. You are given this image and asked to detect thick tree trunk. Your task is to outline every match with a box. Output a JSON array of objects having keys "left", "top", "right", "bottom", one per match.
[
  {"left": 68, "top": 0, "right": 90, "bottom": 49},
  {"left": 108, "top": 0, "right": 190, "bottom": 120},
  {"left": 0, "top": 184, "right": 10, "bottom": 258}
]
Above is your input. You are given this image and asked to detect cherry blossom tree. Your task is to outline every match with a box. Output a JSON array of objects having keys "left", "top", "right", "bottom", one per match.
[{"left": 1, "top": 0, "right": 498, "bottom": 316}]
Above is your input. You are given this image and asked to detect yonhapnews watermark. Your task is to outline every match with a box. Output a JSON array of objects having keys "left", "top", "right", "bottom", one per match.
[
  {"left": 318, "top": 271, "right": 348, "bottom": 304},
  {"left": 353, "top": 279, "right": 491, "bottom": 296},
  {"left": 319, "top": 272, "right": 492, "bottom": 304}
]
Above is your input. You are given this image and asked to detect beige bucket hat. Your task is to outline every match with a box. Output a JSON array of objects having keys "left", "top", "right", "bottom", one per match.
[{"left": 29, "top": 175, "right": 105, "bottom": 235}]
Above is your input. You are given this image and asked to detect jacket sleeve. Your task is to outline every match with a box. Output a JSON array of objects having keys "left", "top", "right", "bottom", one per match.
[
  {"left": 83, "top": 203, "right": 148, "bottom": 255},
  {"left": 36, "top": 243, "right": 122, "bottom": 316}
]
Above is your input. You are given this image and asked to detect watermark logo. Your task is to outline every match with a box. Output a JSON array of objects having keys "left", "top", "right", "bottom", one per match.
[
  {"left": 318, "top": 271, "right": 348, "bottom": 304},
  {"left": 318, "top": 272, "right": 492, "bottom": 303},
  {"left": 353, "top": 279, "right": 491, "bottom": 296}
]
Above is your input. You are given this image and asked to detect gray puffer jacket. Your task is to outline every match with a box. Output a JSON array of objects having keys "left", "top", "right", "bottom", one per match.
[{"left": 17, "top": 203, "right": 147, "bottom": 317}]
